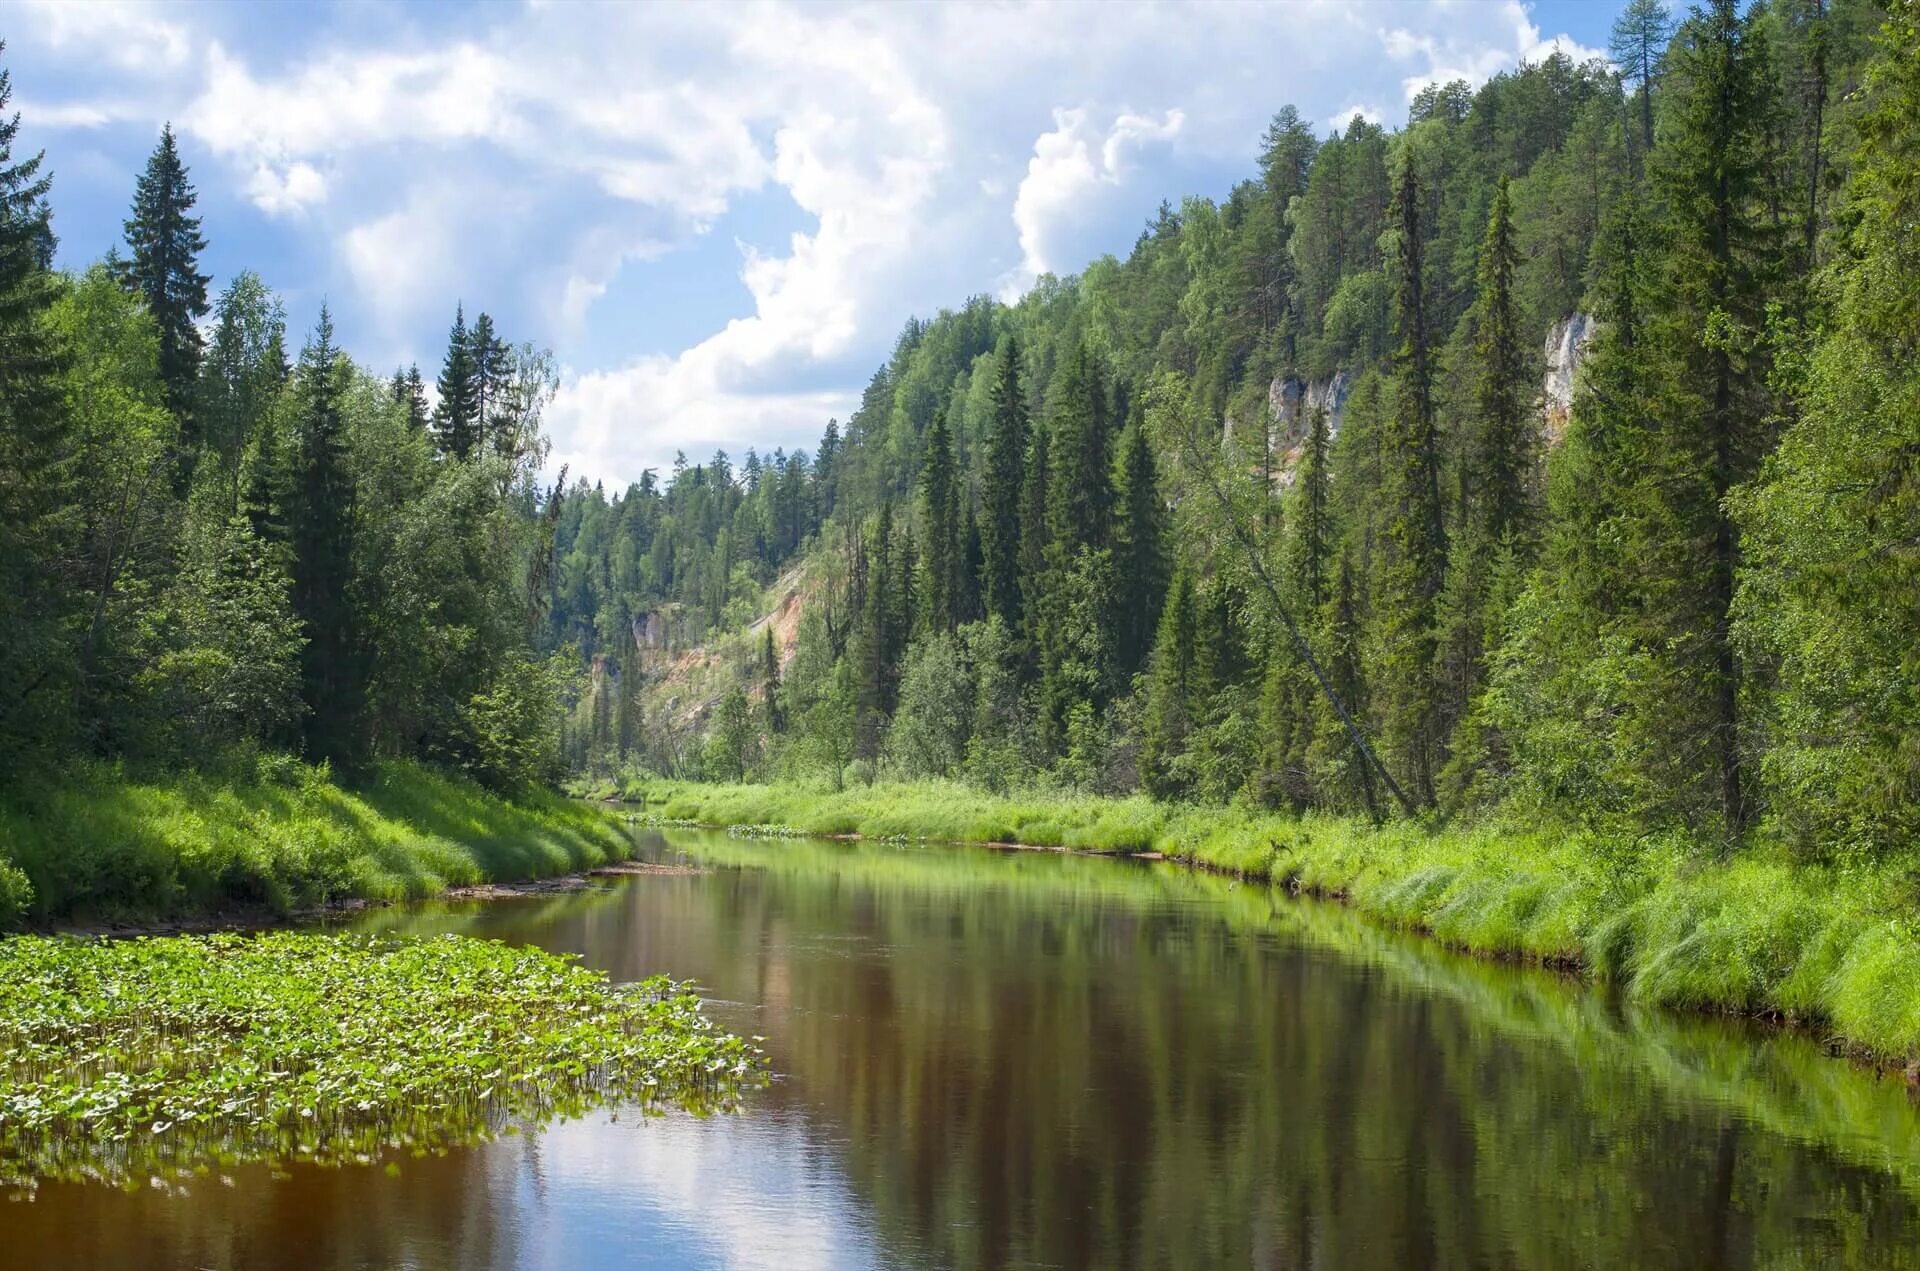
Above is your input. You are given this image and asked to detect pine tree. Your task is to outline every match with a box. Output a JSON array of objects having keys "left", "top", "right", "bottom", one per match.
[
  {"left": 0, "top": 44, "right": 76, "bottom": 759},
  {"left": 979, "top": 337, "right": 1029, "bottom": 630},
  {"left": 1375, "top": 156, "right": 1447, "bottom": 804},
  {"left": 433, "top": 304, "right": 480, "bottom": 459},
  {"left": 1611, "top": 0, "right": 1676, "bottom": 158},
  {"left": 123, "top": 124, "right": 211, "bottom": 436},
  {"left": 287, "top": 306, "right": 363, "bottom": 766},
  {"left": 918, "top": 407, "right": 959, "bottom": 632},
  {"left": 1113, "top": 414, "right": 1167, "bottom": 678}
]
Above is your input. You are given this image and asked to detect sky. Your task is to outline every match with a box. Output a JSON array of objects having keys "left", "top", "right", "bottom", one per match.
[{"left": 7, "top": 0, "right": 1619, "bottom": 489}]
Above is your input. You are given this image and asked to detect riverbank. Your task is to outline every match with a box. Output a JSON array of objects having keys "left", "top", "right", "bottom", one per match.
[
  {"left": 639, "top": 780, "right": 1920, "bottom": 1065},
  {"left": 0, "top": 759, "right": 633, "bottom": 928}
]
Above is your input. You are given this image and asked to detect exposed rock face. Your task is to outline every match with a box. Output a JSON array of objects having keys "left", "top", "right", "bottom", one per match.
[
  {"left": 1541, "top": 312, "right": 1596, "bottom": 445},
  {"left": 1257, "top": 370, "right": 1351, "bottom": 487}
]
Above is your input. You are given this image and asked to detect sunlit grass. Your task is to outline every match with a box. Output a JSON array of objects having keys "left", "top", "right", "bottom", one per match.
[
  {"left": 644, "top": 779, "right": 1920, "bottom": 1062},
  {"left": 0, "top": 759, "right": 633, "bottom": 925}
]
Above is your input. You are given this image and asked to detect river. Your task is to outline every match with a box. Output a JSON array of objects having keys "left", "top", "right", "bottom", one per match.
[{"left": 12, "top": 827, "right": 1920, "bottom": 1268}]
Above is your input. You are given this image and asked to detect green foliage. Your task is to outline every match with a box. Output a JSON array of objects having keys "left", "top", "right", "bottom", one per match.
[
  {"left": 0, "top": 758, "right": 631, "bottom": 923},
  {"left": 0, "top": 931, "right": 762, "bottom": 1192}
]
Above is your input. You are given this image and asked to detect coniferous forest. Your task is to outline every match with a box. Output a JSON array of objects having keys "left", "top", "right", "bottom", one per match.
[
  {"left": 548, "top": 0, "right": 1919, "bottom": 868},
  {"left": 0, "top": 0, "right": 1917, "bottom": 885}
]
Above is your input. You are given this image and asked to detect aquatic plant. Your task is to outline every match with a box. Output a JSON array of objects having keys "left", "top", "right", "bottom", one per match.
[{"left": 0, "top": 931, "right": 765, "bottom": 1196}]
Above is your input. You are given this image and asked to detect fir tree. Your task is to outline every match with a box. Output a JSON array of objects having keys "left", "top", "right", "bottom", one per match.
[
  {"left": 1113, "top": 414, "right": 1167, "bottom": 679},
  {"left": 287, "top": 307, "right": 363, "bottom": 766},
  {"left": 979, "top": 337, "right": 1029, "bottom": 630},
  {"left": 123, "top": 124, "right": 211, "bottom": 436},
  {"left": 433, "top": 304, "right": 480, "bottom": 459},
  {"left": 917, "top": 407, "right": 960, "bottom": 632},
  {"left": 1045, "top": 342, "right": 1114, "bottom": 558},
  {"left": 1139, "top": 568, "right": 1197, "bottom": 796},
  {"left": 1376, "top": 156, "right": 1447, "bottom": 803},
  {"left": 0, "top": 45, "right": 75, "bottom": 759}
]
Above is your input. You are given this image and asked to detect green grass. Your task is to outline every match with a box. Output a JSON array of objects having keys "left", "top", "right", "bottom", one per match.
[
  {"left": 0, "top": 758, "right": 634, "bottom": 926},
  {"left": 0, "top": 930, "right": 763, "bottom": 1193},
  {"left": 643, "top": 778, "right": 1920, "bottom": 1063}
]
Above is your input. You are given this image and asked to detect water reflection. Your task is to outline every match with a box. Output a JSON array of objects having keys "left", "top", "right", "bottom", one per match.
[{"left": 13, "top": 828, "right": 1920, "bottom": 1269}]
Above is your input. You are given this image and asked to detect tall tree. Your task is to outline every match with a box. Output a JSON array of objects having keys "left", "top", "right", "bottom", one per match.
[
  {"left": 1044, "top": 342, "right": 1114, "bottom": 558},
  {"left": 287, "top": 307, "right": 363, "bottom": 765},
  {"left": 0, "top": 45, "right": 75, "bottom": 759},
  {"left": 1650, "top": 0, "right": 1784, "bottom": 832},
  {"left": 1375, "top": 156, "right": 1447, "bottom": 803},
  {"left": 917, "top": 407, "right": 960, "bottom": 632},
  {"left": 979, "top": 337, "right": 1029, "bottom": 630},
  {"left": 1113, "top": 412, "right": 1167, "bottom": 679},
  {"left": 391, "top": 363, "right": 429, "bottom": 433},
  {"left": 1611, "top": 0, "right": 1676, "bottom": 159},
  {"left": 122, "top": 124, "right": 211, "bottom": 434},
  {"left": 433, "top": 304, "right": 480, "bottom": 459}
]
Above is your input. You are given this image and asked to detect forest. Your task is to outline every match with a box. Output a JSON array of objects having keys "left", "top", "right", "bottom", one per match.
[
  {"left": 0, "top": 0, "right": 1917, "bottom": 914},
  {"left": 549, "top": 0, "right": 1920, "bottom": 870}
]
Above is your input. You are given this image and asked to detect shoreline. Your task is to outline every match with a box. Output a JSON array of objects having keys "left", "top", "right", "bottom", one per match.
[{"left": 631, "top": 781, "right": 1920, "bottom": 1073}]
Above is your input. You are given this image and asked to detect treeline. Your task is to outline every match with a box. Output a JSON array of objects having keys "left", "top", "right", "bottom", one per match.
[
  {"left": 0, "top": 60, "right": 576, "bottom": 790},
  {"left": 579, "top": 0, "right": 1920, "bottom": 862}
]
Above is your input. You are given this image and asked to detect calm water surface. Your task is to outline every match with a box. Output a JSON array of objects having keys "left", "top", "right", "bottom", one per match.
[{"left": 14, "top": 828, "right": 1920, "bottom": 1268}]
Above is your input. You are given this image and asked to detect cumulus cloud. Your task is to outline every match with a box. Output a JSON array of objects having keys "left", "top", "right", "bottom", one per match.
[
  {"left": 13, "top": 0, "right": 1605, "bottom": 486},
  {"left": 1001, "top": 107, "right": 1184, "bottom": 300}
]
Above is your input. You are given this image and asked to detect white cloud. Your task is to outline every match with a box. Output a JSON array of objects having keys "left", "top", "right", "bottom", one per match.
[
  {"left": 1001, "top": 106, "right": 1183, "bottom": 300},
  {"left": 14, "top": 0, "right": 1607, "bottom": 485}
]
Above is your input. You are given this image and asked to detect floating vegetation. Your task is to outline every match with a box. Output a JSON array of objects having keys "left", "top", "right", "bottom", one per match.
[
  {"left": 727, "top": 823, "right": 809, "bottom": 840},
  {"left": 630, "top": 813, "right": 703, "bottom": 829},
  {"left": 0, "top": 932, "right": 765, "bottom": 1197}
]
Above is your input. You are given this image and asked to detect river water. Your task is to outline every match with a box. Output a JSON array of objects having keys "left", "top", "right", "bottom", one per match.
[{"left": 13, "top": 828, "right": 1920, "bottom": 1268}]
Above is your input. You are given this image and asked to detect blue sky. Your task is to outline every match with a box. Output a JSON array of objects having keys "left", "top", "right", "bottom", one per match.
[{"left": 7, "top": 0, "right": 1620, "bottom": 488}]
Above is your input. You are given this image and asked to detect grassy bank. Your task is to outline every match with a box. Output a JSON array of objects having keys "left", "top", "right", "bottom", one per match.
[
  {"left": 642, "top": 780, "right": 1920, "bottom": 1063},
  {"left": 0, "top": 759, "right": 634, "bottom": 926}
]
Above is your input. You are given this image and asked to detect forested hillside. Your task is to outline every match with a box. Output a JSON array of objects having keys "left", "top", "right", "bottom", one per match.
[
  {"left": 551, "top": 0, "right": 1920, "bottom": 862},
  {"left": 0, "top": 58, "right": 575, "bottom": 795}
]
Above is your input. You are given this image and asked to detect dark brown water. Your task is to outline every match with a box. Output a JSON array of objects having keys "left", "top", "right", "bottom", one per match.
[{"left": 12, "top": 828, "right": 1920, "bottom": 1269}]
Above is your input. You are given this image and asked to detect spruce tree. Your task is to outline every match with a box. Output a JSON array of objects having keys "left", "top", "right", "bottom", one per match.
[
  {"left": 433, "top": 305, "right": 480, "bottom": 459},
  {"left": 760, "top": 627, "right": 783, "bottom": 734},
  {"left": 1139, "top": 567, "right": 1197, "bottom": 796},
  {"left": 918, "top": 407, "right": 959, "bottom": 632},
  {"left": 123, "top": 124, "right": 211, "bottom": 451},
  {"left": 1017, "top": 418, "right": 1052, "bottom": 648},
  {"left": 1113, "top": 414, "right": 1167, "bottom": 679},
  {"left": 979, "top": 337, "right": 1029, "bottom": 630},
  {"left": 469, "top": 310, "right": 512, "bottom": 457},
  {"left": 1376, "top": 156, "right": 1447, "bottom": 804},
  {"left": 0, "top": 46, "right": 76, "bottom": 759},
  {"left": 1045, "top": 342, "right": 1114, "bottom": 558},
  {"left": 288, "top": 307, "right": 363, "bottom": 766},
  {"left": 392, "top": 363, "right": 429, "bottom": 432},
  {"left": 1648, "top": 0, "right": 1784, "bottom": 831}
]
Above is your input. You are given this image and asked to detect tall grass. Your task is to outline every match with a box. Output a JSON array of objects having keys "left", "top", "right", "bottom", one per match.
[
  {"left": 647, "top": 778, "right": 1920, "bottom": 1062},
  {"left": 0, "top": 759, "right": 632, "bottom": 925}
]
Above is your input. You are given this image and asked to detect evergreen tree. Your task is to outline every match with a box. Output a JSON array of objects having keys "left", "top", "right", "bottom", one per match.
[
  {"left": 1375, "top": 156, "right": 1447, "bottom": 803},
  {"left": 1287, "top": 406, "right": 1332, "bottom": 612},
  {"left": 469, "top": 310, "right": 513, "bottom": 458},
  {"left": 287, "top": 307, "right": 363, "bottom": 766},
  {"left": 1045, "top": 342, "right": 1115, "bottom": 557},
  {"left": 917, "top": 407, "right": 960, "bottom": 632},
  {"left": 1611, "top": 0, "right": 1676, "bottom": 158},
  {"left": 0, "top": 45, "right": 75, "bottom": 760},
  {"left": 1113, "top": 415, "right": 1167, "bottom": 679},
  {"left": 1139, "top": 568, "right": 1197, "bottom": 796},
  {"left": 122, "top": 124, "right": 210, "bottom": 431},
  {"left": 759, "top": 627, "right": 783, "bottom": 734},
  {"left": 391, "top": 363, "right": 429, "bottom": 433},
  {"left": 1017, "top": 418, "right": 1052, "bottom": 649},
  {"left": 433, "top": 304, "right": 480, "bottom": 459},
  {"left": 979, "top": 337, "right": 1029, "bottom": 630},
  {"left": 1647, "top": 0, "right": 1785, "bottom": 831}
]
